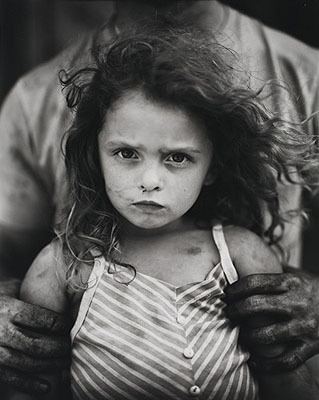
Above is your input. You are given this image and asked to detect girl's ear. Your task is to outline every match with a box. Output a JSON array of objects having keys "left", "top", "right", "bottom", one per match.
[{"left": 203, "top": 169, "right": 215, "bottom": 186}]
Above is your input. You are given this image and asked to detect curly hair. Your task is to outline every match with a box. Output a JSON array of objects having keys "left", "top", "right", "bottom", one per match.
[{"left": 58, "top": 19, "right": 319, "bottom": 282}]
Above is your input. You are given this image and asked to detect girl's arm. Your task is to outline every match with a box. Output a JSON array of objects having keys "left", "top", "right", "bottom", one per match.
[
  {"left": 9, "top": 240, "right": 70, "bottom": 400},
  {"left": 225, "top": 226, "right": 319, "bottom": 400},
  {"left": 20, "top": 239, "right": 68, "bottom": 313}
]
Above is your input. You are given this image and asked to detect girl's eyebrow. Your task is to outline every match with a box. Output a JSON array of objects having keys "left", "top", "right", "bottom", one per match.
[
  {"left": 104, "top": 140, "right": 138, "bottom": 149},
  {"left": 104, "top": 140, "right": 202, "bottom": 154},
  {"left": 160, "top": 146, "right": 202, "bottom": 155}
]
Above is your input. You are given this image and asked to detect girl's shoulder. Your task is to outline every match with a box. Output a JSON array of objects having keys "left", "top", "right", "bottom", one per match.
[
  {"left": 20, "top": 238, "right": 95, "bottom": 315},
  {"left": 20, "top": 238, "right": 69, "bottom": 313},
  {"left": 222, "top": 225, "right": 282, "bottom": 278}
]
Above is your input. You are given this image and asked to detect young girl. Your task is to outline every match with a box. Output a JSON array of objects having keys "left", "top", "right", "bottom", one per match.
[{"left": 19, "top": 22, "right": 319, "bottom": 400}]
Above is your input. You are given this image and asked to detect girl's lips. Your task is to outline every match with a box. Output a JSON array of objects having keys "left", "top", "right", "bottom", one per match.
[
  {"left": 133, "top": 201, "right": 163, "bottom": 207},
  {"left": 132, "top": 201, "right": 165, "bottom": 211}
]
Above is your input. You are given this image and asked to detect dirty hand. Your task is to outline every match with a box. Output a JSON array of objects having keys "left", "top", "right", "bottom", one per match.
[
  {"left": 225, "top": 268, "right": 319, "bottom": 372},
  {"left": 0, "top": 295, "right": 70, "bottom": 394}
]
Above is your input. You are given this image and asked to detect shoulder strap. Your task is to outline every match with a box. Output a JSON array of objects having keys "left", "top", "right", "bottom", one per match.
[
  {"left": 70, "top": 256, "right": 105, "bottom": 342},
  {"left": 212, "top": 224, "right": 238, "bottom": 284}
]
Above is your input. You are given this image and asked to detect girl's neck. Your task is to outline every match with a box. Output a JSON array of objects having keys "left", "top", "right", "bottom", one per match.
[
  {"left": 114, "top": 1, "right": 226, "bottom": 32},
  {"left": 116, "top": 216, "right": 217, "bottom": 288},
  {"left": 120, "top": 216, "right": 194, "bottom": 243}
]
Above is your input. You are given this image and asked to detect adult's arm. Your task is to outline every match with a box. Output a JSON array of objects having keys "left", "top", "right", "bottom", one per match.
[
  {"left": 0, "top": 228, "right": 71, "bottom": 395},
  {"left": 225, "top": 267, "right": 319, "bottom": 372},
  {"left": 0, "top": 84, "right": 70, "bottom": 394},
  {"left": 226, "top": 227, "right": 319, "bottom": 398},
  {"left": 0, "top": 78, "right": 57, "bottom": 276},
  {"left": 6, "top": 240, "right": 72, "bottom": 400}
]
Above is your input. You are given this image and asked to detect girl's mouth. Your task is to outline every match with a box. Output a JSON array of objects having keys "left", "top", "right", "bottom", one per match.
[{"left": 132, "top": 201, "right": 165, "bottom": 211}]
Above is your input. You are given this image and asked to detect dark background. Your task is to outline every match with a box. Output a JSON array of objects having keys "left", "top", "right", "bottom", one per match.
[{"left": 1, "top": 0, "right": 319, "bottom": 269}]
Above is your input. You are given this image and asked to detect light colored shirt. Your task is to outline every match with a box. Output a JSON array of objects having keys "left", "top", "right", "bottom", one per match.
[{"left": 70, "top": 225, "right": 258, "bottom": 400}]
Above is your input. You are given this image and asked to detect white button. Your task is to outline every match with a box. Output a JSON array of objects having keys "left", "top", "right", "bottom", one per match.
[
  {"left": 176, "top": 315, "right": 186, "bottom": 324},
  {"left": 189, "top": 385, "right": 201, "bottom": 397},
  {"left": 183, "top": 347, "right": 194, "bottom": 359}
]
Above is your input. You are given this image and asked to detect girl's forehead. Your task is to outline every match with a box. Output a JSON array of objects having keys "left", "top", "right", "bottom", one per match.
[{"left": 101, "top": 90, "right": 210, "bottom": 148}]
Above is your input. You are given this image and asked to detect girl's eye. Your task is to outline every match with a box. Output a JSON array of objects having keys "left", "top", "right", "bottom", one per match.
[
  {"left": 115, "top": 149, "right": 138, "bottom": 159},
  {"left": 166, "top": 153, "right": 191, "bottom": 164}
]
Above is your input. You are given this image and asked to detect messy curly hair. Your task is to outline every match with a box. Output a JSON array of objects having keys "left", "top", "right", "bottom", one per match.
[{"left": 59, "top": 19, "right": 319, "bottom": 279}]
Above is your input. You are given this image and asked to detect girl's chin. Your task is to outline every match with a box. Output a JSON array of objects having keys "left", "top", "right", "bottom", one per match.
[
  {"left": 119, "top": 214, "right": 169, "bottom": 231},
  {"left": 127, "top": 220, "right": 169, "bottom": 231},
  {"left": 121, "top": 215, "right": 188, "bottom": 235}
]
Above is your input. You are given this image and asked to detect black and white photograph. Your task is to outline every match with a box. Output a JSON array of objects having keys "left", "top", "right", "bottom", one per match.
[{"left": 1, "top": 1, "right": 319, "bottom": 399}]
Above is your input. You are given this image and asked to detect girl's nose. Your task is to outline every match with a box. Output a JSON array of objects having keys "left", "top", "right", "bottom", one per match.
[{"left": 140, "top": 168, "right": 162, "bottom": 192}]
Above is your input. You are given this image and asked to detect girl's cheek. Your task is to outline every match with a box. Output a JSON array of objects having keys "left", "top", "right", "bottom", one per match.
[{"left": 105, "top": 181, "right": 135, "bottom": 196}]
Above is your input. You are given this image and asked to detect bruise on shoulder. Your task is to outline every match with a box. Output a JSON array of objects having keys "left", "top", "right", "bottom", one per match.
[{"left": 185, "top": 246, "right": 202, "bottom": 256}]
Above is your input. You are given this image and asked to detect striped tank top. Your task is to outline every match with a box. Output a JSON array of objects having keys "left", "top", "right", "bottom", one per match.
[{"left": 70, "top": 225, "right": 258, "bottom": 399}]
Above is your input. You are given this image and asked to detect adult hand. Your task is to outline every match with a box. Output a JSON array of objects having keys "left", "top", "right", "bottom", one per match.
[
  {"left": 225, "top": 267, "right": 319, "bottom": 372},
  {"left": 0, "top": 295, "right": 70, "bottom": 394}
]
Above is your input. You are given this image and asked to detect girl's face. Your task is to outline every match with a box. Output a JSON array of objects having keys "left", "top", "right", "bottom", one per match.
[{"left": 98, "top": 91, "right": 213, "bottom": 232}]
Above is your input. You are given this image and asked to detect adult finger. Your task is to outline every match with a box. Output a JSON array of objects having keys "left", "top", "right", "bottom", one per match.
[
  {"left": 1, "top": 325, "right": 70, "bottom": 358},
  {"left": 226, "top": 294, "right": 291, "bottom": 321},
  {"left": 0, "top": 346, "right": 70, "bottom": 373},
  {"left": 12, "top": 304, "right": 70, "bottom": 335},
  {"left": 240, "top": 320, "right": 314, "bottom": 346},
  {"left": 0, "top": 366, "right": 50, "bottom": 395},
  {"left": 249, "top": 342, "right": 319, "bottom": 372},
  {"left": 225, "top": 274, "right": 289, "bottom": 302}
]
